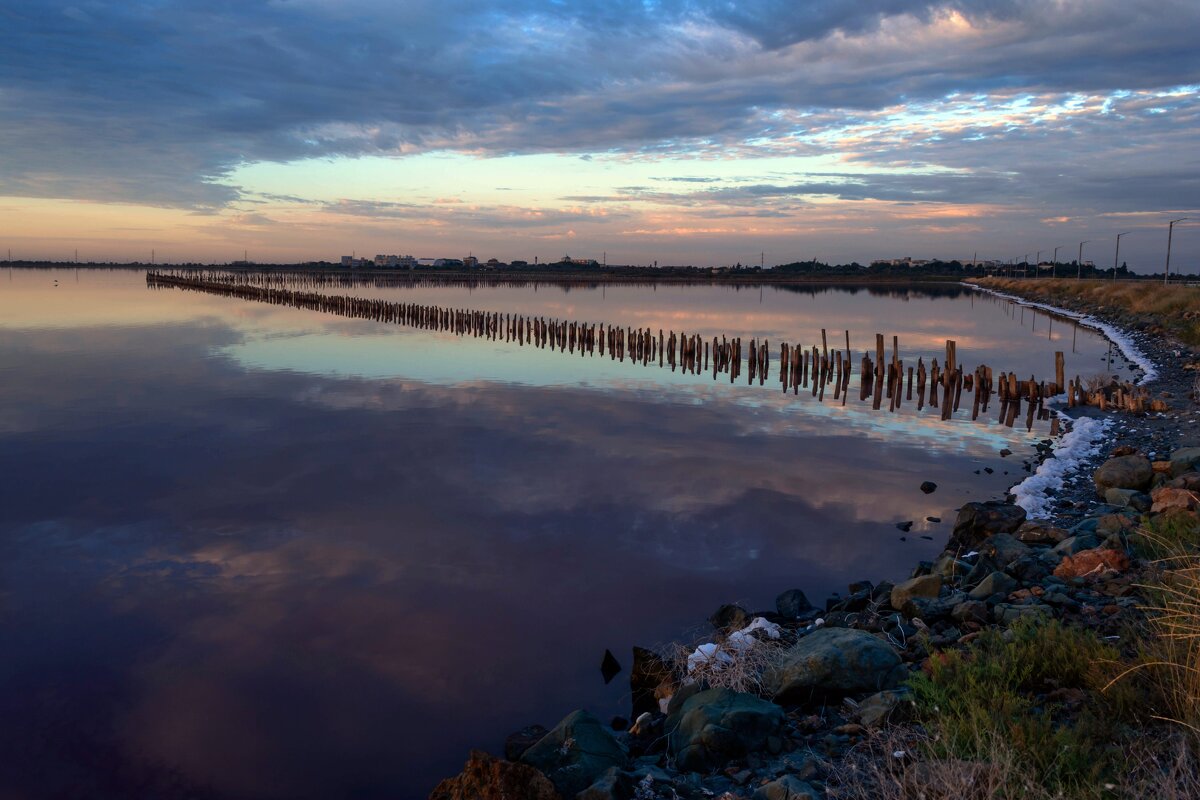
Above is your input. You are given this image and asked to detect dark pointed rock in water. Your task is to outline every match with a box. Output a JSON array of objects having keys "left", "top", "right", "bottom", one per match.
[
  {"left": 775, "top": 589, "right": 814, "bottom": 618},
  {"left": 920, "top": 481, "right": 938, "bottom": 494},
  {"left": 709, "top": 603, "right": 750, "bottom": 633},
  {"left": 600, "top": 649, "right": 622, "bottom": 684},
  {"left": 1000, "top": 448, "right": 1012, "bottom": 457},
  {"left": 430, "top": 750, "right": 559, "bottom": 800},
  {"left": 896, "top": 521, "right": 913, "bottom": 532},
  {"left": 984, "top": 467, "right": 994, "bottom": 474},
  {"left": 503, "top": 724, "right": 550, "bottom": 761}
]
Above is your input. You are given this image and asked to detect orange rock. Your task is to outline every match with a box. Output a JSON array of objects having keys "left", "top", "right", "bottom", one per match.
[
  {"left": 1153, "top": 461, "right": 1174, "bottom": 474},
  {"left": 1053, "top": 548, "right": 1131, "bottom": 580},
  {"left": 1151, "top": 487, "right": 1200, "bottom": 513}
]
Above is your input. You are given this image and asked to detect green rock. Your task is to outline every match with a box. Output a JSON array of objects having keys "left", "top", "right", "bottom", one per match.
[
  {"left": 769, "top": 628, "right": 906, "bottom": 702},
  {"left": 519, "top": 710, "right": 627, "bottom": 796},
  {"left": 666, "top": 688, "right": 785, "bottom": 772}
]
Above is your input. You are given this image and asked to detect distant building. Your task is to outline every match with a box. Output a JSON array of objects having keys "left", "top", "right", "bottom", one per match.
[
  {"left": 510, "top": 260, "right": 528, "bottom": 268},
  {"left": 485, "top": 258, "right": 501, "bottom": 269},
  {"left": 341, "top": 256, "right": 354, "bottom": 267},
  {"left": 463, "top": 255, "right": 479, "bottom": 269},
  {"left": 397, "top": 255, "right": 417, "bottom": 269},
  {"left": 870, "top": 257, "right": 930, "bottom": 268},
  {"left": 557, "top": 254, "right": 598, "bottom": 266}
]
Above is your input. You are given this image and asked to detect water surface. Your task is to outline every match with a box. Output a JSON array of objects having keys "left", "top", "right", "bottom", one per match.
[{"left": 0, "top": 269, "right": 1130, "bottom": 799}]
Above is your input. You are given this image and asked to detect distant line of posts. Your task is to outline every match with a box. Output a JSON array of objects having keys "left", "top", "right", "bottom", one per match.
[{"left": 146, "top": 271, "right": 1103, "bottom": 432}]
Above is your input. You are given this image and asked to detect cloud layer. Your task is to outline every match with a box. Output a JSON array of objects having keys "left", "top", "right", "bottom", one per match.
[{"left": 0, "top": 1, "right": 1197, "bottom": 265}]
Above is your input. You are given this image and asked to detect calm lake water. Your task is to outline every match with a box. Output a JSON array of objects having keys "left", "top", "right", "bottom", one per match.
[{"left": 0, "top": 269, "right": 1132, "bottom": 799}]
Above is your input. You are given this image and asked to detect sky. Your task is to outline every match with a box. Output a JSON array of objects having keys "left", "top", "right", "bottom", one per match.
[{"left": 0, "top": 0, "right": 1198, "bottom": 269}]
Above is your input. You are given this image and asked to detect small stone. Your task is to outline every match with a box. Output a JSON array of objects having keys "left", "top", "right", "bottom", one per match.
[
  {"left": 710, "top": 603, "right": 751, "bottom": 633},
  {"left": 896, "top": 521, "right": 913, "bottom": 532},
  {"left": 968, "top": 571, "right": 1017, "bottom": 601},
  {"left": 752, "top": 775, "right": 822, "bottom": 800},
  {"left": 891, "top": 575, "right": 942, "bottom": 610},
  {"left": 920, "top": 481, "right": 938, "bottom": 494}
]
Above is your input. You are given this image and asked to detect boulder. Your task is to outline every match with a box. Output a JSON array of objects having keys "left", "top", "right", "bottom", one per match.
[
  {"left": 1093, "top": 455, "right": 1154, "bottom": 495},
  {"left": 968, "top": 571, "right": 1017, "bottom": 601},
  {"left": 902, "top": 593, "right": 964, "bottom": 622},
  {"left": 1006, "top": 551, "right": 1058, "bottom": 584},
  {"left": 775, "top": 588, "right": 814, "bottom": 619},
  {"left": 752, "top": 775, "right": 822, "bottom": 800},
  {"left": 857, "top": 687, "right": 914, "bottom": 729},
  {"left": 430, "top": 750, "right": 561, "bottom": 800},
  {"left": 576, "top": 768, "right": 634, "bottom": 800},
  {"left": 1169, "top": 472, "right": 1200, "bottom": 492},
  {"left": 890, "top": 575, "right": 942, "bottom": 610},
  {"left": 1054, "top": 533, "right": 1102, "bottom": 556},
  {"left": 951, "top": 600, "right": 989, "bottom": 625},
  {"left": 666, "top": 688, "right": 786, "bottom": 772},
  {"left": 710, "top": 603, "right": 751, "bottom": 633},
  {"left": 504, "top": 725, "right": 549, "bottom": 761},
  {"left": 949, "top": 502, "right": 1026, "bottom": 549},
  {"left": 519, "top": 710, "right": 627, "bottom": 797},
  {"left": 1170, "top": 447, "right": 1200, "bottom": 478},
  {"left": 1053, "top": 548, "right": 1131, "bottom": 580},
  {"left": 1015, "top": 522, "right": 1068, "bottom": 545},
  {"left": 1151, "top": 487, "right": 1200, "bottom": 513},
  {"left": 978, "top": 533, "right": 1028, "bottom": 568},
  {"left": 769, "top": 628, "right": 906, "bottom": 702}
]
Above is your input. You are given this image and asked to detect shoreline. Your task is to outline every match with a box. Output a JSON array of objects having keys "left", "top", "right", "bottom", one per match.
[{"left": 432, "top": 280, "right": 1200, "bottom": 800}]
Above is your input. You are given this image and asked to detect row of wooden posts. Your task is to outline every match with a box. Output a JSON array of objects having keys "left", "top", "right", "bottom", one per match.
[{"left": 147, "top": 271, "right": 1075, "bottom": 431}]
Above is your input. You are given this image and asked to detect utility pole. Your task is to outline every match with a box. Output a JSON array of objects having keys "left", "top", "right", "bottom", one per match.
[
  {"left": 1077, "top": 241, "right": 1089, "bottom": 279},
  {"left": 1113, "top": 232, "right": 1129, "bottom": 280},
  {"left": 151, "top": 249, "right": 155, "bottom": 265},
  {"left": 1052, "top": 245, "right": 1062, "bottom": 279},
  {"left": 1165, "top": 218, "right": 1189, "bottom": 285}
]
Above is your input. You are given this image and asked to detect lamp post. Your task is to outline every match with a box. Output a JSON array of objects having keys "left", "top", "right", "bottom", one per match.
[
  {"left": 1077, "top": 241, "right": 1089, "bottom": 279},
  {"left": 1165, "top": 218, "right": 1189, "bottom": 285},
  {"left": 1052, "top": 246, "right": 1062, "bottom": 278},
  {"left": 1113, "top": 232, "right": 1130, "bottom": 280}
]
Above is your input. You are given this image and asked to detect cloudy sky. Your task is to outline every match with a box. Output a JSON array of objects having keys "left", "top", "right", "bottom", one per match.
[{"left": 1, "top": 0, "right": 1197, "bottom": 268}]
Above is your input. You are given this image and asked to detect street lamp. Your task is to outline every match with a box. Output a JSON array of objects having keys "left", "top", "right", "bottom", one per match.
[
  {"left": 1052, "top": 245, "right": 1062, "bottom": 278},
  {"left": 1165, "top": 218, "right": 1189, "bottom": 285},
  {"left": 1077, "top": 241, "right": 1090, "bottom": 279},
  {"left": 1113, "top": 232, "right": 1130, "bottom": 280}
]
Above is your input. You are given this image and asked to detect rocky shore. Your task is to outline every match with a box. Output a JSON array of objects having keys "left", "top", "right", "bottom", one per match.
[{"left": 432, "top": 285, "right": 1200, "bottom": 800}]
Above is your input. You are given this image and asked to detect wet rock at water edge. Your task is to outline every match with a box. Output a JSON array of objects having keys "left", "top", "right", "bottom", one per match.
[
  {"left": 710, "top": 603, "right": 751, "bottom": 633},
  {"left": 776, "top": 588, "right": 814, "bottom": 619},
  {"left": 666, "top": 688, "right": 786, "bottom": 772},
  {"left": 896, "top": 520, "right": 913, "bottom": 532},
  {"left": 503, "top": 724, "right": 550, "bottom": 762},
  {"left": 949, "top": 501, "right": 1027, "bottom": 550},
  {"left": 630, "top": 646, "right": 673, "bottom": 718},
  {"left": 519, "top": 710, "right": 628, "bottom": 797},
  {"left": 430, "top": 750, "right": 560, "bottom": 800}
]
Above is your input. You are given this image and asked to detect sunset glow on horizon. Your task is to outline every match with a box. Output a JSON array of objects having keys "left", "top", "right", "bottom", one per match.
[{"left": 2, "top": 1, "right": 1197, "bottom": 269}]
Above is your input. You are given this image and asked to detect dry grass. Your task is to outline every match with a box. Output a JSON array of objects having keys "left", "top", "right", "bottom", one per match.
[
  {"left": 1115, "top": 519, "right": 1200, "bottom": 738},
  {"left": 662, "top": 629, "right": 790, "bottom": 696},
  {"left": 826, "top": 729, "right": 1052, "bottom": 800},
  {"left": 972, "top": 277, "right": 1200, "bottom": 346}
]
